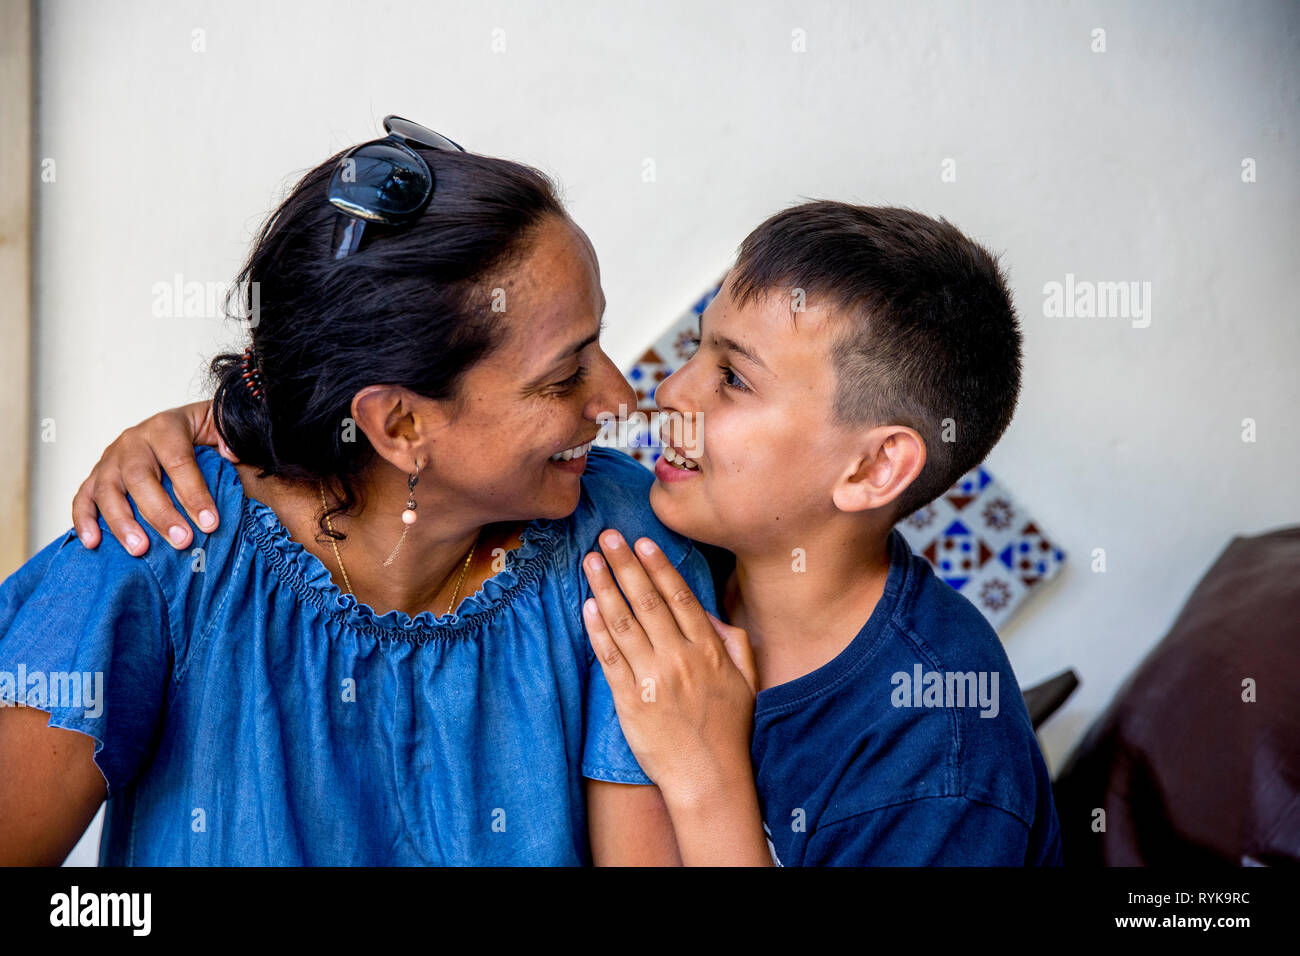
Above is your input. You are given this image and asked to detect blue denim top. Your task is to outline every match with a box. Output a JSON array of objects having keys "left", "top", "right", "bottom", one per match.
[{"left": 0, "top": 445, "right": 705, "bottom": 865}]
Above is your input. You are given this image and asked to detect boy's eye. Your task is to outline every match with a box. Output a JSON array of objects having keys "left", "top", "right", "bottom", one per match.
[
  {"left": 684, "top": 330, "right": 747, "bottom": 392},
  {"left": 719, "top": 365, "right": 749, "bottom": 392}
]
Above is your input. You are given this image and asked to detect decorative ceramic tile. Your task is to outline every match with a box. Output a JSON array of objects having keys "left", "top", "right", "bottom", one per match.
[
  {"left": 618, "top": 279, "right": 1065, "bottom": 629},
  {"left": 898, "top": 468, "right": 1066, "bottom": 629},
  {"left": 611, "top": 279, "right": 724, "bottom": 468}
]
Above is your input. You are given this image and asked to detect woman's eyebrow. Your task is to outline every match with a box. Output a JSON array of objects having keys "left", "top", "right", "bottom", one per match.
[
  {"left": 699, "top": 308, "right": 770, "bottom": 373},
  {"left": 527, "top": 318, "right": 605, "bottom": 387}
]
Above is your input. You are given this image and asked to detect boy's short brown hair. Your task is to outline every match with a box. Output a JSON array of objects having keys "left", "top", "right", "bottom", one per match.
[{"left": 729, "top": 202, "right": 1022, "bottom": 522}]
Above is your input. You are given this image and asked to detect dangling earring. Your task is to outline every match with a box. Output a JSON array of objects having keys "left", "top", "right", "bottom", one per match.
[{"left": 382, "top": 459, "right": 422, "bottom": 567}]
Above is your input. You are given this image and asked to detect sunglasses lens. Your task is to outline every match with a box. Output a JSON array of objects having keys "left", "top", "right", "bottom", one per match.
[
  {"left": 328, "top": 142, "right": 431, "bottom": 223},
  {"left": 384, "top": 115, "right": 466, "bottom": 153}
]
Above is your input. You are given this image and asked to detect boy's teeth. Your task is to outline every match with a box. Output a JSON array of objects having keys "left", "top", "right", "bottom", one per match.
[
  {"left": 550, "top": 440, "right": 592, "bottom": 462},
  {"left": 663, "top": 446, "right": 700, "bottom": 470}
]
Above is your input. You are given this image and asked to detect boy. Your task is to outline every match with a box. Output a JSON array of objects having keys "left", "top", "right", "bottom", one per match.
[
  {"left": 580, "top": 202, "right": 1061, "bottom": 865},
  {"left": 69, "top": 202, "right": 1061, "bottom": 865}
]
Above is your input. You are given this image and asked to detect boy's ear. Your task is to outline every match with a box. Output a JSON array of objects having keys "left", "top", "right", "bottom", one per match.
[
  {"left": 352, "top": 385, "right": 453, "bottom": 473},
  {"left": 831, "top": 425, "right": 927, "bottom": 515}
]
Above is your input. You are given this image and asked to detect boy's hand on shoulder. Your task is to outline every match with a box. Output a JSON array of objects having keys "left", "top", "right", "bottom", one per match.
[
  {"left": 582, "top": 529, "right": 771, "bottom": 865},
  {"left": 72, "top": 399, "right": 231, "bottom": 556},
  {"left": 581, "top": 529, "right": 757, "bottom": 807}
]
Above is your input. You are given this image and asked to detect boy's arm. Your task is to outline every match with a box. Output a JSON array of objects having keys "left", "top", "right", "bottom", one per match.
[
  {"left": 586, "top": 777, "right": 773, "bottom": 867},
  {"left": 581, "top": 530, "right": 774, "bottom": 866},
  {"left": 649, "top": 768, "right": 772, "bottom": 866},
  {"left": 586, "top": 780, "right": 683, "bottom": 865},
  {"left": 72, "top": 399, "right": 229, "bottom": 556}
]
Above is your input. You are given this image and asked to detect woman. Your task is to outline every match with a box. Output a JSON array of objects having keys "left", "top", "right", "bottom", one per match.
[{"left": 0, "top": 117, "right": 765, "bottom": 865}]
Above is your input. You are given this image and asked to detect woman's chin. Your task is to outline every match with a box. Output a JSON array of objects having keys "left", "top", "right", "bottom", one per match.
[{"left": 533, "top": 481, "right": 583, "bottom": 521}]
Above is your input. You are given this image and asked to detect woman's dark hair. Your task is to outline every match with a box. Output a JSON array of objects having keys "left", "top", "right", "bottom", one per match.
[{"left": 211, "top": 144, "right": 566, "bottom": 541}]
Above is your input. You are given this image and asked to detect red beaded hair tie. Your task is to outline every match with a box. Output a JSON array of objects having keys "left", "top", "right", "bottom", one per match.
[{"left": 240, "top": 345, "right": 266, "bottom": 401}]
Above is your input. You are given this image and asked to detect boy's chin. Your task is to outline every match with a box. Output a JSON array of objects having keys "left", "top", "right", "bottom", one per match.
[
  {"left": 648, "top": 481, "right": 692, "bottom": 534},
  {"left": 649, "top": 483, "right": 728, "bottom": 548}
]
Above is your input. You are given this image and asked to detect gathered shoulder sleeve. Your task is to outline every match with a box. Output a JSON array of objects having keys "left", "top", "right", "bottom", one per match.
[
  {"left": 0, "top": 526, "right": 176, "bottom": 796},
  {"left": 0, "top": 445, "right": 245, "bottom": 795}
]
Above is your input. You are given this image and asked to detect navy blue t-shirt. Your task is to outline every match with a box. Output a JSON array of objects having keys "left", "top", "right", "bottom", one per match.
[{"left": 703, "top": 529, "right": 1063, "bottom": 866}]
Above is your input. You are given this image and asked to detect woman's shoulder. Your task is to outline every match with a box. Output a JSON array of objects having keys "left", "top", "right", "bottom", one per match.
[
  {"left": 570, "top": 445, "right": 694, "bottom": 568},
  {"left": 581, "top": 442, "right": 653, "bottom": 488},
  {"left": 2, "top": 445, "right": 246, "bottom": 605},
  {"left": 0, "top": 447, "right": 247, "bottom": 711}
]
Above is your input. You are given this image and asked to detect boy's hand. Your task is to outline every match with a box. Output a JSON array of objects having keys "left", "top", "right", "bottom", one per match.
[
  {"left": 72, "top": 399, "right": 233, "bottom": 556},
  {"left": 581, "top": 529, "right": 758, "bottom": 808}
]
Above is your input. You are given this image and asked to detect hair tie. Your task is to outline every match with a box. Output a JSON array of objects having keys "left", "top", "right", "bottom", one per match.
[{"left": 240, "top": 345, "right": 266, "bottom": 402}]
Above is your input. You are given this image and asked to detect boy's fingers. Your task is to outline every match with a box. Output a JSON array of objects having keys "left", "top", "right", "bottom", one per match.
[
  {"left": 582, "top": 598, "right": 636, "bottom": 693},
  {"left": 70, "top": 479, "right": 103, "bottom": 549},
  {"left": 91, "top": 479, "right": 152, "bottom": 556},
  {"left": 153, "top": 440, "right": 219, "bottom": 534},
  {"left": 119, "top": 463, "right": 194, "bottom": 550},
  {"left": 630, "top": 536, "right": 717, "bottom": 646},
  {"left": 596, "top": 530, "right": 682, "bottom": 649},
  {"left": 113, "top": 403, "right": 222, "bottom": 547},
  {"left": 582, "top": 551, "right": 654, "bottom": 670},
  {"left": 708, "top": 612, "right": 758, "bottom": 695}
]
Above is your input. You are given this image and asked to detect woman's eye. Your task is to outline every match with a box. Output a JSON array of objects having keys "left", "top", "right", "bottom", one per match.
[
  {"left": 551, "top": 366, "right": 587, "bottom": 394},
  {"left": 683, "top": 330, "right": 701, "bottom": 357}
]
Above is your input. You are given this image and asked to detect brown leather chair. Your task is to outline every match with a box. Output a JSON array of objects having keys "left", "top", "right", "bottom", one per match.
[
  {"left": 1053, "top": 526, "right": 1300, "bottom": 866},
  {"left": 1023, "top": 669, "right": 1079, "bottom": 731}
]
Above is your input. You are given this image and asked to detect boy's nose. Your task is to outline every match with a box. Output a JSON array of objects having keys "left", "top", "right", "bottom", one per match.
[{"left": 653, "top": 366, "right": 684, "bottom": 412}]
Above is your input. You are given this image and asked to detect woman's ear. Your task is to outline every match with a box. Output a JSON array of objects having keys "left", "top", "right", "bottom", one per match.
[
  {"left": 351, "top": 385, "right": 451, "bottom": 473},
  {"left": 831, "top": 425, "right": 927, "bottom": 515}
]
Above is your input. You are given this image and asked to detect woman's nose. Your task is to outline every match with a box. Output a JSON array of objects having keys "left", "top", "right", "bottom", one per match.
[{"left": 590, "top": 350, "right": 636, "bottom": 421}]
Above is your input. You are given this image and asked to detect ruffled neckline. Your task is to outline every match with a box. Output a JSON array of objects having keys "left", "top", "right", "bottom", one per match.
[{"left": 230, "top": 465, "right": 562, "bottom": 642}]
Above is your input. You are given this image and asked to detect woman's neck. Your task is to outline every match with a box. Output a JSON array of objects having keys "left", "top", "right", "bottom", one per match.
[{"left": 235, "top": 463, "right": 525, "bottom": 618}]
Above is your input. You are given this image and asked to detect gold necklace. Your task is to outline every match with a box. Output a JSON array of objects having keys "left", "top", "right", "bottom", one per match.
[{"left": 318, "top": 481, "right": 479, "bottom": 616}]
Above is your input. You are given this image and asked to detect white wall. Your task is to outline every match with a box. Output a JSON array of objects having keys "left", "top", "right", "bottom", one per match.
[{"left": 30, "top": 0, "right": 1299, "bottom": 865}]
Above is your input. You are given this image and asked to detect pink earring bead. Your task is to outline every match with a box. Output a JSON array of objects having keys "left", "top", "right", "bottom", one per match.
[{"left": 401, "top": 509, "right": 418, "bottom": 525}]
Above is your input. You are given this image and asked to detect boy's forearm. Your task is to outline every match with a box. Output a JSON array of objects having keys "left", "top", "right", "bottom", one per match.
[{"left": 660, "top": 763, "right": 775, "bottom": 867}]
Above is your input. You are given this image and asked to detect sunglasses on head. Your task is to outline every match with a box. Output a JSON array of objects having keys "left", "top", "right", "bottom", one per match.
[{"left": 327, "top": 115, "right": 466, "bottom": 259}]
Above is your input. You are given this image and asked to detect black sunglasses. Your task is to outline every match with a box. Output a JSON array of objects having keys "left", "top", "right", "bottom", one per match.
[{"left": 327, "top": 115, "right": 466, "bottom": 259}]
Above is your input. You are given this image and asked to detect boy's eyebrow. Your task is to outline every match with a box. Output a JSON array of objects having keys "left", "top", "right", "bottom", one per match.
[{"left": 699, "top": 308, "right": 771, "bottom": 374}]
